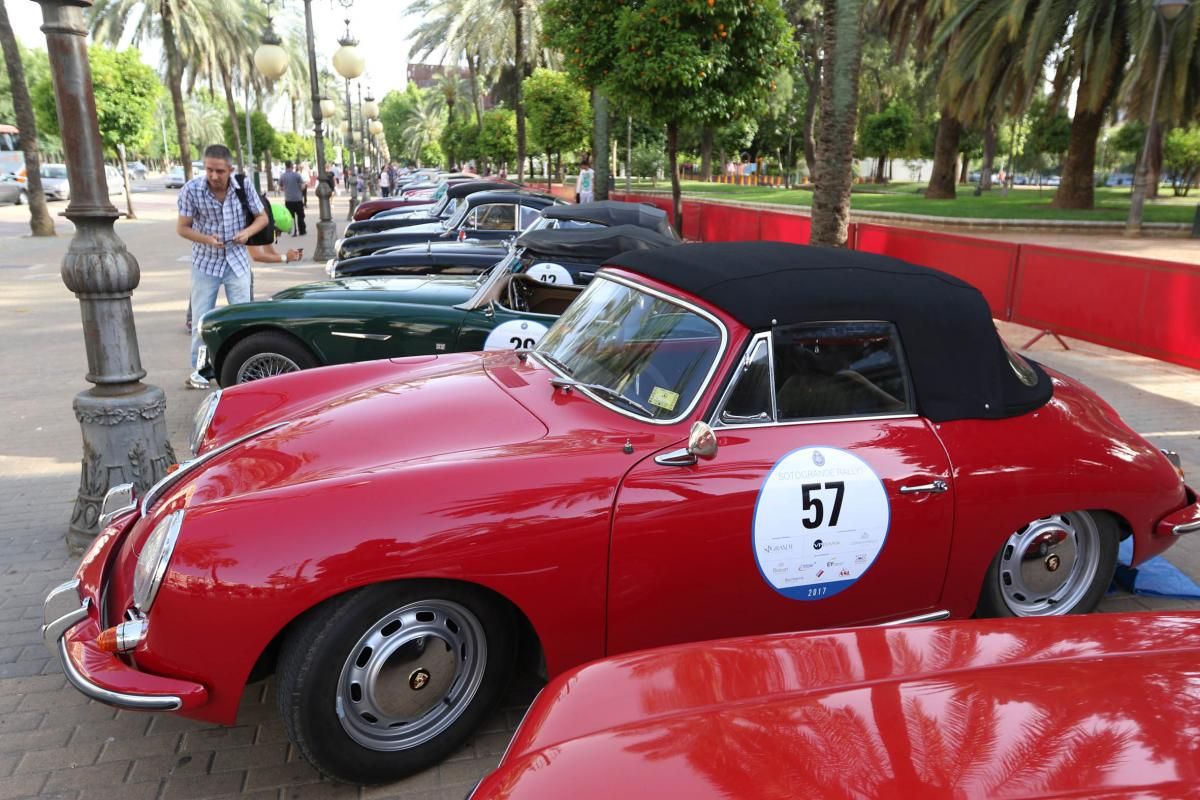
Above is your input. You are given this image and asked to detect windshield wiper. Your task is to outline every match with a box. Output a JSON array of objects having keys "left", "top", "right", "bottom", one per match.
[
  {"left": 548, "top": 376, "right": 653, "bottom": 417},
  {"left": 538, "top": 352, "right": 573, "bottom": 376}
]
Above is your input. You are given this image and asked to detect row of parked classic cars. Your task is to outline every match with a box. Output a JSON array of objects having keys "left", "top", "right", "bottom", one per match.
[{"left": 44, "top": 173, "right": 1200, "bottom": 795}]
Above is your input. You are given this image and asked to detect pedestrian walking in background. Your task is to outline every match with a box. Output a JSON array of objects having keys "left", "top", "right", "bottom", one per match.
[
  {"left": 379, "top": 166, "right": 391, "bottom": 197},
  {"left": 279, "top": 161, "right": 307, "bottom": 236},
  {"left": 299, "top": 162, "right": 311, "bottom": 207},
  {"left": 576, "top": 158, "right": 595, "bottom": 203},
  {"left": 176, "top": 144, "right": 268, "bottom": 389}
]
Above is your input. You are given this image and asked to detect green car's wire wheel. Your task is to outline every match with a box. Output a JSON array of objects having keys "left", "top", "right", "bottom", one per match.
[{"left": 219, "top": 331, "right": 318, "bottom": 386}]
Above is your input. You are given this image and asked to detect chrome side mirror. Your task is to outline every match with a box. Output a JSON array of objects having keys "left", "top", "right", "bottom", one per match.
[{"left": 687, "top": 421, "right": 718, "bottom": 460}]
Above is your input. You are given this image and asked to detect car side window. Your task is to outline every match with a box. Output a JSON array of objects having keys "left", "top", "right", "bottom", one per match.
[
  {"left": 474, "top": 204, "right": 517, "bottom": 230},
  {"left": 717, "top": 338, "right": 773, "bottom": 425},
  {"left": 772, "top": 322, "right": 911, "bottom": 421}
]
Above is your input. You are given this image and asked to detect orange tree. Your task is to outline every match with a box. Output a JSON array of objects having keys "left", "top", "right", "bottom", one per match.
[{"left": 544, "top": 0, "right": 793, "bottom": 235}]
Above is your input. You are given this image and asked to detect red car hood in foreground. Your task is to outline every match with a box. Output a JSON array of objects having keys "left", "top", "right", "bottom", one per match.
[{"left": 476, "top": 612, "right": 1200, "bottom": 800}]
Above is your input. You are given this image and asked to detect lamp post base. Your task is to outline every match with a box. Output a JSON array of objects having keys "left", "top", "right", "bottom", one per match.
[
  {"left": 68, "top": 386, "right": 175, "bottom": 552},
  {"left": 313, "top": 218, "right": 337, "bottom": 262}
]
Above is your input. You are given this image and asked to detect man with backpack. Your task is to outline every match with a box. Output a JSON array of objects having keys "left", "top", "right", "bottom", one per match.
[{"left": 176, "top": 144, "right": 269, "bottom": 389}]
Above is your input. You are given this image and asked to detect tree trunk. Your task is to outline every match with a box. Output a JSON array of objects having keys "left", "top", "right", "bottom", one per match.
[
  {"left": 667, "top": 121, "right": 682, "bottom": 236},
  {"left": 220, "top": 66, "right": 244, "bottom": 173},
  {"left": 874, "top": 154, "right": 886, "bottom": 183},
  {"left": 802, "top": 73, "right": 819, "bottom": 180},
  {"left": 925, "top": 110, "right": 961, "bottom": 199},
  {"left": 700, "top": 127, "right": 714, "bottom": 181},
  {"left": 958, "top": 154, "right": 969, "bottom": 184},
  {"left": 1147, "top": 120, "right": 1163, "bottom": 199},
  {"left": 468, "top": 54, "right": 483, "bottom": 129},
  {"left": 0, "top": 0, "right": 53, "bottom": 235},
  {"left": 118, "top": 143, "right": 136, "bottom": 219},
  {"left": 161, "top": 10, "right": 192, "bottom": 179},
  {"left": 265, "top": 148, "right": 274, "bottom": 193},
  {"left": 1051, "top": 107, "right": 1105, "bottom": 210},
  {"left": 512, "top": 0, "right": 526, "bottom": 183},
  {"left": 592, "top": 89, "right": 609, "bottom": 201},
  {"left": 291, "top": 93, "right": 300, "bottom": 135},
  {"left": 980, "top": 122, "right": 996, "bottom": 191},
  {"left": 811, "top": 0, "right": 865, "bottom": 247}
]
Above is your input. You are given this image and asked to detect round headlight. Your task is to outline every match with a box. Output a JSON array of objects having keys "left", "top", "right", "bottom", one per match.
[
  {"left": 190, "top": 389, "right": 222, "bottom": 455},
  {"left": 132, "top": 510, "right": 185, "bottom": 613}
]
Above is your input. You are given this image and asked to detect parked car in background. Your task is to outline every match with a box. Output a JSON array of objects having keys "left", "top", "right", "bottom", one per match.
[
  {"left": 165, "top": 166, "right": 186, "bottom": 189},
  {"left": 200, "top": 224, "right": 678, "bottom": 385},
  {"left": 105, "top": 165, "right": 124, "bottom": 195},
  {"left": 0, "top": 173, "right": 26, "bottom": 205},
  {"left": 127, "top": 161, "right": 147, "bottom": 180},
  {"left": 343, "top": 179, "right": 518, "bottom": 238},
  {"left": 0, "top": 124, "right": 22, "bottom": 179},
  {"left": 45, "top": 242, "right": 1197, "bottom": 784},
  {"left": 39, "top": 163, "right": 70, "bottom": 201},
  {"left": 470, "top": 612, "right": 1200, "bottom": 800}
]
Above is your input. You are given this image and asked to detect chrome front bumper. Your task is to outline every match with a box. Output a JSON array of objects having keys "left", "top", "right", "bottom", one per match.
[{"left": 43, "top": 579, "right": 184, "bottom": 711}]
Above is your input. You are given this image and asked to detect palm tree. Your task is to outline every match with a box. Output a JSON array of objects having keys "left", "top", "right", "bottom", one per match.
[
  {"left": 811, "top": 0, "right": 867, "bottom": 247},
  {"left": 0, "top": 0, "right": 53, "bottom": 236},
  {"left": 400, "top": 91, "right": 447, "bottom": 165},
  {"left": 89, "top": 0, "right": 225, "bottom": 181},
  {"left": 937, "top": 0, "right": 1149, "bottom": 210}
]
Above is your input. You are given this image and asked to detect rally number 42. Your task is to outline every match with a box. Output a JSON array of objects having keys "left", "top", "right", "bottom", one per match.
[{"left": 801, "top": 481, "right": 845, "bottom": 529}]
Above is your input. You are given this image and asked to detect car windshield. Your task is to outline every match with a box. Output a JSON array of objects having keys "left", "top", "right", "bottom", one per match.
[
  {"left": 534, "top": 277, "right": 724, "bottom": 422},
  {"left": 41, "top": 166, "right": 66, "bottom": 179},
  {"left": 444, "top": 200, "right": 472, "bottom": 230}
]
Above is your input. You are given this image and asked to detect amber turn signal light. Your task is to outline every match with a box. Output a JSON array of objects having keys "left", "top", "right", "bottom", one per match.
[{"left": 96, "top": 618, "right": 148, "bottom": 653}]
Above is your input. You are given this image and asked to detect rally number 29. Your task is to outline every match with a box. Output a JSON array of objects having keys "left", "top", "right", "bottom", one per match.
[
  {"left": 801, "top": 481, "right": 845, "bottom": 529},
  {"left": 509, "top": 337, "right": 537, "bottom": 349}
]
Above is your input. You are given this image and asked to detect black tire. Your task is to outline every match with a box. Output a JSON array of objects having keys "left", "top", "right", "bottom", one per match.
[
  {"left": 276, "top": 581, "right": 515, "bottom": 784},
  {"left": 218, "top": 331, "right": 318, "bottom": 387},
  {"left": 976, "top": 510, "right": 1119, "bottom": 618}
]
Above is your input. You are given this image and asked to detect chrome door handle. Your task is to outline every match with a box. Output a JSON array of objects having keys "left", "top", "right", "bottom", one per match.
[{"left": 899, "top": 480, "right": 948, "bottom": 495}]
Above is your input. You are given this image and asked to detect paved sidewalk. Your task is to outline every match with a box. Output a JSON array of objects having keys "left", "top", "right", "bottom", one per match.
[{"left": 0, "top": 191, "right": 1197, "bottom": 798}]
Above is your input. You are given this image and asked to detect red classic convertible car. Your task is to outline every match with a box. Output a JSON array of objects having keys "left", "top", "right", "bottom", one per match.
[
  {"left": 470, "top": 611, "right": 1200, "bottom": 799},
  {"left": 43, "top": 243, "right": 1199, "bottom": 784}
]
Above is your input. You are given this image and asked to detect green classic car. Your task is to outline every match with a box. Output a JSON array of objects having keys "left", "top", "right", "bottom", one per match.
[{"left": 198, "top": 225, "right": 679, "bottom": 386}]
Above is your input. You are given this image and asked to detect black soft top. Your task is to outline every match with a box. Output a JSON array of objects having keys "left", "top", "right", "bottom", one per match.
[
  {"left": 517, "top": 224, "right": 680, "bottom": 262},
  {"left": 607, "top": 242, "right": 1051, "bottom": 422},
  {"left": 446, "top": 179, "right": 516, "bottom": 199},
  {"left": 542, "top": 201, "right": 676, "bottom": 238},
  {"left": 466, "top": 189, "right": 559, "bottom": 207}
]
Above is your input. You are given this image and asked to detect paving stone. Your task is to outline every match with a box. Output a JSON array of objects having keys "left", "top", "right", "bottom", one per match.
[
  {"left": 180, "top": 725, "right": 256, "bottom": 752},
  {"left": 13, "top": 741, "right": 102, "bottom": 774},
  {"left": 97, "top": 732, "right": 181, "bottom": 763},
  {"left": 127, "top": 751, "right": 213, "bottom": 783},
  {"left": 211, "top": 742, "right": 287, "bottom": 773},
  {"left": 41, "top": 760, "right": 130, "bottom": 791},
  {"left": 160, "top": 769, "right": 245, "bottom": 800},
  {"left": 279, "top": 780, "right": 360, "bottom": 799},
  {"left": 0, "top": 726, "right": 72, "bottom": 755},
  {"left": 0, "top": 773, "right": 48, "bottom": 800},
  {"left": 243, "top": 760, "right": 324, "bottom": 792},
  {"left": 77, "top": 781, "right": 161, "bottom": 800},
  {"left": 65, "top": 714, "right": 150, "bottom": 744}
]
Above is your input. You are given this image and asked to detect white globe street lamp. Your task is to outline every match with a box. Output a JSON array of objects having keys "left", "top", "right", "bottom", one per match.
[
  {"left": 319, "top": 97, "right": 337, "bottom": 120},
  {"left": 254, "top": 1, "right": 289, "bottom": 81}
]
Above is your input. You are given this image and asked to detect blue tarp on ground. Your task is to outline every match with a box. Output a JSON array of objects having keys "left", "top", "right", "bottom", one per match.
[{"left": 1113, "top": 537, "right": 1200, "bottom": 598}]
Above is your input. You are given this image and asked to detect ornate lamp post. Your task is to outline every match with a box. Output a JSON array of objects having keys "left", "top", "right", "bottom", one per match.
[
  {"left": 364, "top": 90, "right": 379, "bottom": 193},
  {"left": 34, "top": 0, "right": 172, "bottom": 550},
  {"left": 333, "top": 1, "right": 364, "bottom": 218},
  {"left": 1127, "top": 0, "right": 1191, "bottom": 236}
]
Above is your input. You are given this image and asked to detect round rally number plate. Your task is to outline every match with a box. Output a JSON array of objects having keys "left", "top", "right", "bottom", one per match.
[{"left": 752, "top": 447, "right": 890, "bottom": 601}]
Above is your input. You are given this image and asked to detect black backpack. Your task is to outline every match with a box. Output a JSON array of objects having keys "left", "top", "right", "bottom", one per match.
[{"left": 233, "top": 174, "right": 276, "bottom": 246}]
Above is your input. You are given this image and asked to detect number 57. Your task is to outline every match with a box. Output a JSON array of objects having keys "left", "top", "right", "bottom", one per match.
[{"left": 801, "top": 481, "right": 845, "bottom": 529}]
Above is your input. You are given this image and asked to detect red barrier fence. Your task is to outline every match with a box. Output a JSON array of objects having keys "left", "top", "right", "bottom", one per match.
[{"left": 611, "top": 191, "right": 1200, "bottom": 371}]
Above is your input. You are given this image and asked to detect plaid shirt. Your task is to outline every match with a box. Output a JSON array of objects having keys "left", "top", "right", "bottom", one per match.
[{"left": 177, "top": 175, "right": 264, "bottom": 278}]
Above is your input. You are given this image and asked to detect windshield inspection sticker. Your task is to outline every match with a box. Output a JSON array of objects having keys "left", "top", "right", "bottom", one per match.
[
  {"left": 648, "top": 387, "right": 679, "bottom": 411},
  {"left": 526, "top": 262, "right": 574, "bottom": 285},
  {"left": 484, "top": 319, "right": 549, "bottom": 351},
  {"left": 752, "top": 447, "right": 890, "bottom": 600}
]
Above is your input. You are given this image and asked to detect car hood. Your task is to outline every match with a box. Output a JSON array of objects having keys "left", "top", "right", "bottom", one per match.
[
  {"left": 157, "top": 354, "right": 548, "bottom": 511},
  {"left": 269, "top": 275, "right": 479, "bottom": 307},
  {"left": 487, "top": 612, "right": 1200, "bottom": 800}
]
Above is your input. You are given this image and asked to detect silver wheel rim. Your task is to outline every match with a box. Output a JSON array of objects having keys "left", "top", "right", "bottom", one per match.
[
  {"left": 236, "top": 352, "right": 301, "bottom": 383},
  {"left": 336, "top": 599, "right": 487, "bottom": 752},
  {"left": 998, "top": 512, "right": 1101, "bottom": 616}
]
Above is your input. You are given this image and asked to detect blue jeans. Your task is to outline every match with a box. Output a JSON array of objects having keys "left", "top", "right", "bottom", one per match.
[{"left": 190, "top": 265, "right": 252, "bottom": 368}]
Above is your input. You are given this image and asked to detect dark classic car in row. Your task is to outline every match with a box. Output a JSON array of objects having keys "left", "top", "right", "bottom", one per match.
[
  {"left": 199, "top": 224, "right": 678, "bottom": 386},
  {"left": 471, "top": 611, "right": 1200, "bottom": 799},
  {"left": 335, "top": 189, "right": 561, "bottom": 261},
  {"left": 44, "top": 243, "right": 1199, "bottom": 785},
  {"left": 342, "top": 179, "right": 517, "bottom": 238}
]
